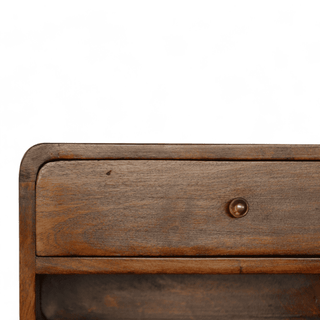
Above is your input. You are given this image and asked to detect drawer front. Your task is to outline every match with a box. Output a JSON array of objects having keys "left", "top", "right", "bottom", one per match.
[{"left": 36, "top": 160, "right": 320, "bottom": 256}]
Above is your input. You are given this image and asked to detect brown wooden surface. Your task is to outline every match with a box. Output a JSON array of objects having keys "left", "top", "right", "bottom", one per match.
[
  {"left": 20, "top": 143, "right": 320, "bottom": 183},
  {"left": 40, "top": 274, "right": 320, "bottom": 319},
  {"left": 19, "top": 144, "right": 320, "bottom": 319},
  {"left": 20, "top": 182, "right": 36, "bottom": 320},
  {"left": 37, "top": 160, "right": 320, "bottom": 257},
  {"left": 36, "top": 257, "right": 320, "bottom": 274}
]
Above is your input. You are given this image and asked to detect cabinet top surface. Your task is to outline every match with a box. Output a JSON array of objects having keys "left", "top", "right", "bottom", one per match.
[{"left": 20, "top": 143, "right": 320, "bottom": 183}]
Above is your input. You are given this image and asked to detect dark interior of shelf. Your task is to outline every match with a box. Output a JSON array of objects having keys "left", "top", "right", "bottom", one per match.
[{"left": 37, "top": 274, "right": 320, "bottom": 319}]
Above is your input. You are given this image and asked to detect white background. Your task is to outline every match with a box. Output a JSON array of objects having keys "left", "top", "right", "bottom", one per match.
[{"left": 1, "top": 1, "right": 320, "bottom": 318}]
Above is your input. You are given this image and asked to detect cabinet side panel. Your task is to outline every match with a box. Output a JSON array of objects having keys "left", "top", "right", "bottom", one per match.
[{"left": 20, "top": 182, "right": 36, "bottom": 320}]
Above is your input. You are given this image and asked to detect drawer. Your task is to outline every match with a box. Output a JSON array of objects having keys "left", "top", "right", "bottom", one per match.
[{"left": 36, "top": 160, "right": 320, "bottom": 257}]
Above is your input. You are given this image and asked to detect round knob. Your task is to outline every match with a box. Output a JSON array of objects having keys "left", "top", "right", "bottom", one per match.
[{"left": 229, "top": 198, "right": 249, "bottom": 218}]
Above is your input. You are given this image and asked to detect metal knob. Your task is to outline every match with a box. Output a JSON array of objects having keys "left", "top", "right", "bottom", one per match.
[{"left": 229, "top": 198, "right": 249, "bottom": 218}]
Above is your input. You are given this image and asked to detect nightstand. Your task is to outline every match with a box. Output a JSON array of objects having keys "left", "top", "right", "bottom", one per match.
[{"left": 20, "top": 144, "right": 320, "bottom": 319}]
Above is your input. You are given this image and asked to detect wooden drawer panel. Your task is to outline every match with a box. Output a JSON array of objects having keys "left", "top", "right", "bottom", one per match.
[{"left": 36, "top": 160, "right": 320, "bottom": 256}]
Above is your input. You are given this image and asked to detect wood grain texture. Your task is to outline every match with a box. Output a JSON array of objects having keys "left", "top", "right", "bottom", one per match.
[
  {"left": 20, "top": 182, "right": 36, "bottom": 320},
  {"left": 40, "top": 274, "right": 320, "bottom": 319},
  {"left": 36, "top": 257, "right": 320, "bottom": 274},
  {"left": 20, "top": 144, "right": 320, "bottom": 319},
  {"left": 37, "top": 160, "right": 320, "bottom": 256},
  {"left": 20, "top": 143, "right": 320, "bottom": 182}
]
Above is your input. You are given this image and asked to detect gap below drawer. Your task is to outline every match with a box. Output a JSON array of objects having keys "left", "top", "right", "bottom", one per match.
[{"left": 38, "top": 274, "right": 320, "bottom": 320}]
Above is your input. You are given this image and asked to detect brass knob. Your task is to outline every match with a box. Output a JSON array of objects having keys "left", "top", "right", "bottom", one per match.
[{"left": 229, "top": 198, "right": 249, "bottom": 218}]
